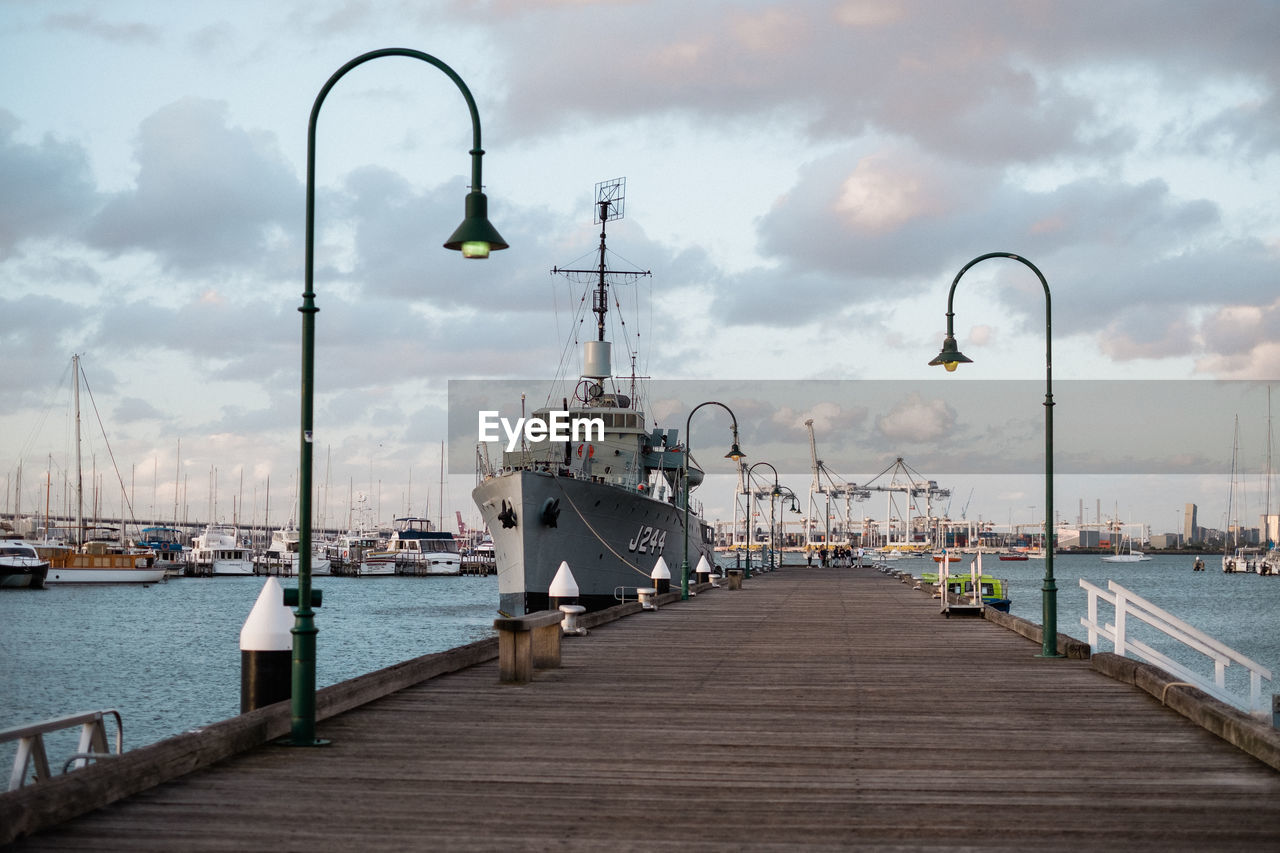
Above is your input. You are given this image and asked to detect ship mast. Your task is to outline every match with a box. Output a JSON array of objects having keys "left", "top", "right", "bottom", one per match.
[{"left": 551, "top": 178, "right": 652, "bottom": 401}]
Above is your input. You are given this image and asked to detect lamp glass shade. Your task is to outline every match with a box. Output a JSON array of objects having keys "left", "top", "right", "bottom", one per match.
[
  {"left": 725, "top": 443, "right": 745, "bottom": 462},
  {"left": 444, "top": 191, "right": 509, "bottom": 257},
  {"left": 928, "top": 336, "right": 972, "bottom": 371}
]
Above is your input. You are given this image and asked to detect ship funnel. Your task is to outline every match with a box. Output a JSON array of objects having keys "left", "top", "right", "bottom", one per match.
[{"left": 582, "top": 340, "right": 612, "bottom": 380}]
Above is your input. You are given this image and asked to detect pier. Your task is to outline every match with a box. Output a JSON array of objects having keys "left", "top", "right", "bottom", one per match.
[{"left": 4, "top": 565, "right": 1280, "bottom": 849}]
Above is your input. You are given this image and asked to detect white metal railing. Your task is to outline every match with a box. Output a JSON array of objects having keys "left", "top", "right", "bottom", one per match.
[
  {"left": 1079, "top": 579, "right": 1272, "bottom": 716},
  {"left": 1, "top": 709, "right": 124, "bottom": 790}
]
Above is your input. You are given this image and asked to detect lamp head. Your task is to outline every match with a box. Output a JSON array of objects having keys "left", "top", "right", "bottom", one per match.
[
  {"left": 928, "top": 335, "right": 972, "bottom": 373},
  {"left": 444, "top": 191, "right": 509, "bottom": 259},
  {"left": 725, "top": 442, "right": 745, "bottom": 462}
]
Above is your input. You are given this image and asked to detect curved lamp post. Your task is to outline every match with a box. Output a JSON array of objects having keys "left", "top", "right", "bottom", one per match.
[
  {"left": 680, "top": 401, "right": 743, "bottom": 600},
  {"left": 746, "top": 461, "right": 778, "bottom": 576},
  {"left": 774, "top": 484, "right": 801, "bottom": 568},
  {"left": 929, "top": 252, "right": 1060, "bottom": 659},
  {"left": 291, "top": 49, "right": 508, "bottom": 747}
]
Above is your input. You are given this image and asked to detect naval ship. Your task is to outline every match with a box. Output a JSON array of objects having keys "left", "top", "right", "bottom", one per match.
[{"left": 472, "top": 180, "right": 720, "bottom": 614}]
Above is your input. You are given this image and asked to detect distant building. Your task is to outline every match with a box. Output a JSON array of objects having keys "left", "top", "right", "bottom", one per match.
[
  {"left": 1149, "top": 533, "right": 1182, "bottom": 549},
  {"left": 1262, "top": 513, "right": 1279, "bottom": 547},
  {"left": 1183, "top": 503, "right": 1198, "bottom": 542}
]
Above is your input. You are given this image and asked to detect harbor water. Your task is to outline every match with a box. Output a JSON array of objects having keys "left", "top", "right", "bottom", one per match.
[
  {"left": 3, "top": 554, "right": 1278, "bottom": 775},
  {"left": 0, "top": 574, "right": 497, "bottom": 772}
]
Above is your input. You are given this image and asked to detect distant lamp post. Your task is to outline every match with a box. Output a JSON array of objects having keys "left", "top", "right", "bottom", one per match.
[
  {"left": 929, "top": 252, "right": 1060, "bottom": 658},
  {"left": 681, "top": 401, "right": 743, "bottom": 600},
  {"left": 746, "top": 461, "right": 778, "bottom": 577},
  {"left": 290, "top": 48, "right": 508, "bottom": 747},
  {"left": 776, "top": 485, "right": 801, "bottom": 568}
]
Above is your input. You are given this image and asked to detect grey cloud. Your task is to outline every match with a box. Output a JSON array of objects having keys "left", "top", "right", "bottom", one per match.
[
  {"left": 85, "top": 98, "right": 299, "bottom": 273},
  {"left": 0, "top": 111, "right": 99, "bottom": 257},
  {"left": 44, "top": 11, "right": 161, "bottom": 44},
  {"left": 485, "top": 1, "right": 1280, "bottom": 163}
]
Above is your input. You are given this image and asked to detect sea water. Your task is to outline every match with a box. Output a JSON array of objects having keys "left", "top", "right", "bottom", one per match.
[{"left": 0, "top": 574, "right": 498, "bottom": 771}]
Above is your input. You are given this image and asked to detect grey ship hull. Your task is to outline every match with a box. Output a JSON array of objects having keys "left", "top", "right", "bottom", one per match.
[{"left": 473, "top": 469, "right": 714, "bottom": 615}]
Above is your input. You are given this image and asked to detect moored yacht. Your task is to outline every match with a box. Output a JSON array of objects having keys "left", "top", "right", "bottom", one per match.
[
  {"left": 188, "top": 524, "right": 255, "bottom": 576},
  {"left": 0, "top": 538, "right": 50, "bottom": 589},
  {"left": 365, "top": 517, "right": 461, "bottom": 576}
]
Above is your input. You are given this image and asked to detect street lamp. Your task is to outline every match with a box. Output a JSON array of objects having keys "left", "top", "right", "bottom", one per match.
[
  {"left": 929, "top": 252, "right": 1061, "bottom": 658},
  {"left": 290, "top": 49, "right": 508, "bottom": 747},
  {"left": 746, "top": 461, "right": 778, "bottom": 577},
  {"left": 681, "top": 401, "right": 743, "bottom": 600},
  {"left": 775, "top": 485, "right": 801, "bottom": 568}
]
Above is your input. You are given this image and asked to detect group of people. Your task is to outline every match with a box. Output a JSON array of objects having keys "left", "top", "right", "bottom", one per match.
[{"left": 806, "top": 546, "right": 864, "bottom": 568}]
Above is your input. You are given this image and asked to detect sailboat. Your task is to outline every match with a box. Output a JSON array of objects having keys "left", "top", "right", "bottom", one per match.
[
  {"left": 1101, "top": 534, "right": 1151, "bottom": 563},
  {"left": 1222, "top": 415, "right": 1260, "bottom": 574},
  {"left": 38, "top": 355, "right": 166, "bottom": 584}
]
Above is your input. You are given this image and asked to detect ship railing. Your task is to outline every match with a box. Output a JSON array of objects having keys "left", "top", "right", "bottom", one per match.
[
  {"left": 1, "top": 708, "right": 123, "bottom": 790},
  {"left": 1080, "top": 579, "right": 1273, "bottom": 717}
]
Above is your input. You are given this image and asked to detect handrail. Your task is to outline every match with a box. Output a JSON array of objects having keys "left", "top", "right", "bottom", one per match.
[
  {"left": 1080, "top": 579, "right": 1272, "bottom": 716},
  {"left": 1, "top": 708, "right": 124, "bottom": 790}
]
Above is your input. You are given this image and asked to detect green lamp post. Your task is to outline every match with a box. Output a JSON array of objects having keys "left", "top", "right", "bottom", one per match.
[
  {"left": 680, "top": 401, "right": 743, "bottom": 600},
  {"left": 289, "top": 48, "right": 508, "bottom": 747},
  {"left": 775, "top": 485, "right": 801, "bottom": 568},
  {"left": 929, "top": 252, "right": 1060, "bottom": 659},
  {"left": 745, "top": 461, "right": 778, "bottom": 577}
]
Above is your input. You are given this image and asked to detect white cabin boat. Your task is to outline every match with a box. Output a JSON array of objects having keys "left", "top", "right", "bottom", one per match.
[
  {"left": 189, "top": 525, "right": 255, "bottom": 576},
  {"left": 365, "top": 518, "right": 461, "bottom": 576},
  {"left": 254, "top": 526, "right": 332, "bottom": 577}
]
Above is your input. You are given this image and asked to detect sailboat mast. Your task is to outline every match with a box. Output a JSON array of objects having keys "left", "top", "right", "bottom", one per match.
[{"left": 73, "top": 354, "right": 83, "bottom": 547}]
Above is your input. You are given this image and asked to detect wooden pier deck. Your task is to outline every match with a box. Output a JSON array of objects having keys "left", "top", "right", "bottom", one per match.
[{"left": 8, "top": 566, "right": 1280, "bottom": 850}]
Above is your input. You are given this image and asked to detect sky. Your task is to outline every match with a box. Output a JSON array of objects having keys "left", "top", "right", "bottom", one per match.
[{"left": 2, "top": 0, "right": 1278, "bottom": 540}]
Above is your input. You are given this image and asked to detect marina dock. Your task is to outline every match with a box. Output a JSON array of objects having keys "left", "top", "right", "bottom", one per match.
[{"left": 5, "top": 565, "right": 1280, "bottom": 850}]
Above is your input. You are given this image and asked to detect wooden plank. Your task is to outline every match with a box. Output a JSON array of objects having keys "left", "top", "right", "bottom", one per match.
[{"left": 6, "top": 566, "right": 1280, "bottom": 851}]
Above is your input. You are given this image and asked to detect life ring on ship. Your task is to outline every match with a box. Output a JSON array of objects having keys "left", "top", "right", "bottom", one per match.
[{"left": 576, "top": 443, "right": 595, "bottom": 458}]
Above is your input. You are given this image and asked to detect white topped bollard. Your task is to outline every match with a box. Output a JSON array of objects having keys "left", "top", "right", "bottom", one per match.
[
  {"left": 548, "top": 561, "right": 579, "bottom": 610},
  {"left": 695, "top": 554, "right": 713, "bottom": 586},
  {"left": 637, "top": 586, "right": 657, "bottom": 610},
  {"left": 651, "top": 556, "right": 671, "bottom": 595},
  {"left": 239, "top": 577, "right": 294, "bottom": 713},
  {"left": 549, "top": 561, "right": 587, "bottom": 635}
]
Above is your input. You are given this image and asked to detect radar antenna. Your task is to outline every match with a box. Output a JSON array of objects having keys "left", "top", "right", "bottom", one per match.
[{"left": 551, "top": 178, "right": 652, "bottom": 342}]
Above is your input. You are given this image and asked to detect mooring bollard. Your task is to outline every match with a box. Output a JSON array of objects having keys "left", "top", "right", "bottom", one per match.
[
  {"left": 239, "top": 577, "right": 293, "bottom": 713},
  {"left": 548, "top": 560, "right": 579, "bottom": 611},
  {"left": 651, "top": 556, "right": 671, "bottom": 595},
  {"left": 559, "top": 604, "right": 587, "bottom": 636},
  {"left": 727, "top": 569, "right": 743, "bottom": 590},
  {"left": 637, "top": 586, "right": 657, "bottom": 610},
  {"left": 695, "top": 554, "right": 712, "bottom": 586}
]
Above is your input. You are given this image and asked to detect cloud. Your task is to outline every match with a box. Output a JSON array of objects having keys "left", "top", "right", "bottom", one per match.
[
  {"left": 0, "top": 111, "right": 99, "bottom": 258},
  {"left": 874, "top": 392, "right": 956, "bottom": 443},
  {"left": 44, "top": 11, "right": 161, "bottom": 45},
  {"left": 84, "top": 98, "right": 299, "bottom": 273}
]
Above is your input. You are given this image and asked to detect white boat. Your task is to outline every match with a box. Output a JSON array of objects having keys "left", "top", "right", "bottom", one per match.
[
  {"left": 253, "top": 526, "right": 332, "bottom": 577},
  {"left": 0, "top": 538, "right": 50, "bottom": 589},
  {"left": 1102, "top": 537, "right": 1152, "bottom": 563},
  {"left": 30, "top": 356, "right": 165, "bottom": 585},
  {"left": 365, "top": 517, "right": 461, "bottom": 576},
  {"left": 325, "top": 493, "right": 390, "bottom": 576},
  {"left": 40, "top": 540, "right": 165, "bottom": 584},
  {"left": 327, "top": 530, "right": 389, "bottom": 576},
  {"left": 189, "top": 524, "right": 255, "bottom": 576}
]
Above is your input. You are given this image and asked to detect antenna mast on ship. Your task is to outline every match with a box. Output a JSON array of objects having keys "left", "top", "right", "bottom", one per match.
[{"left": 551, "top": 178, "right": 652, "bottom": 402}]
